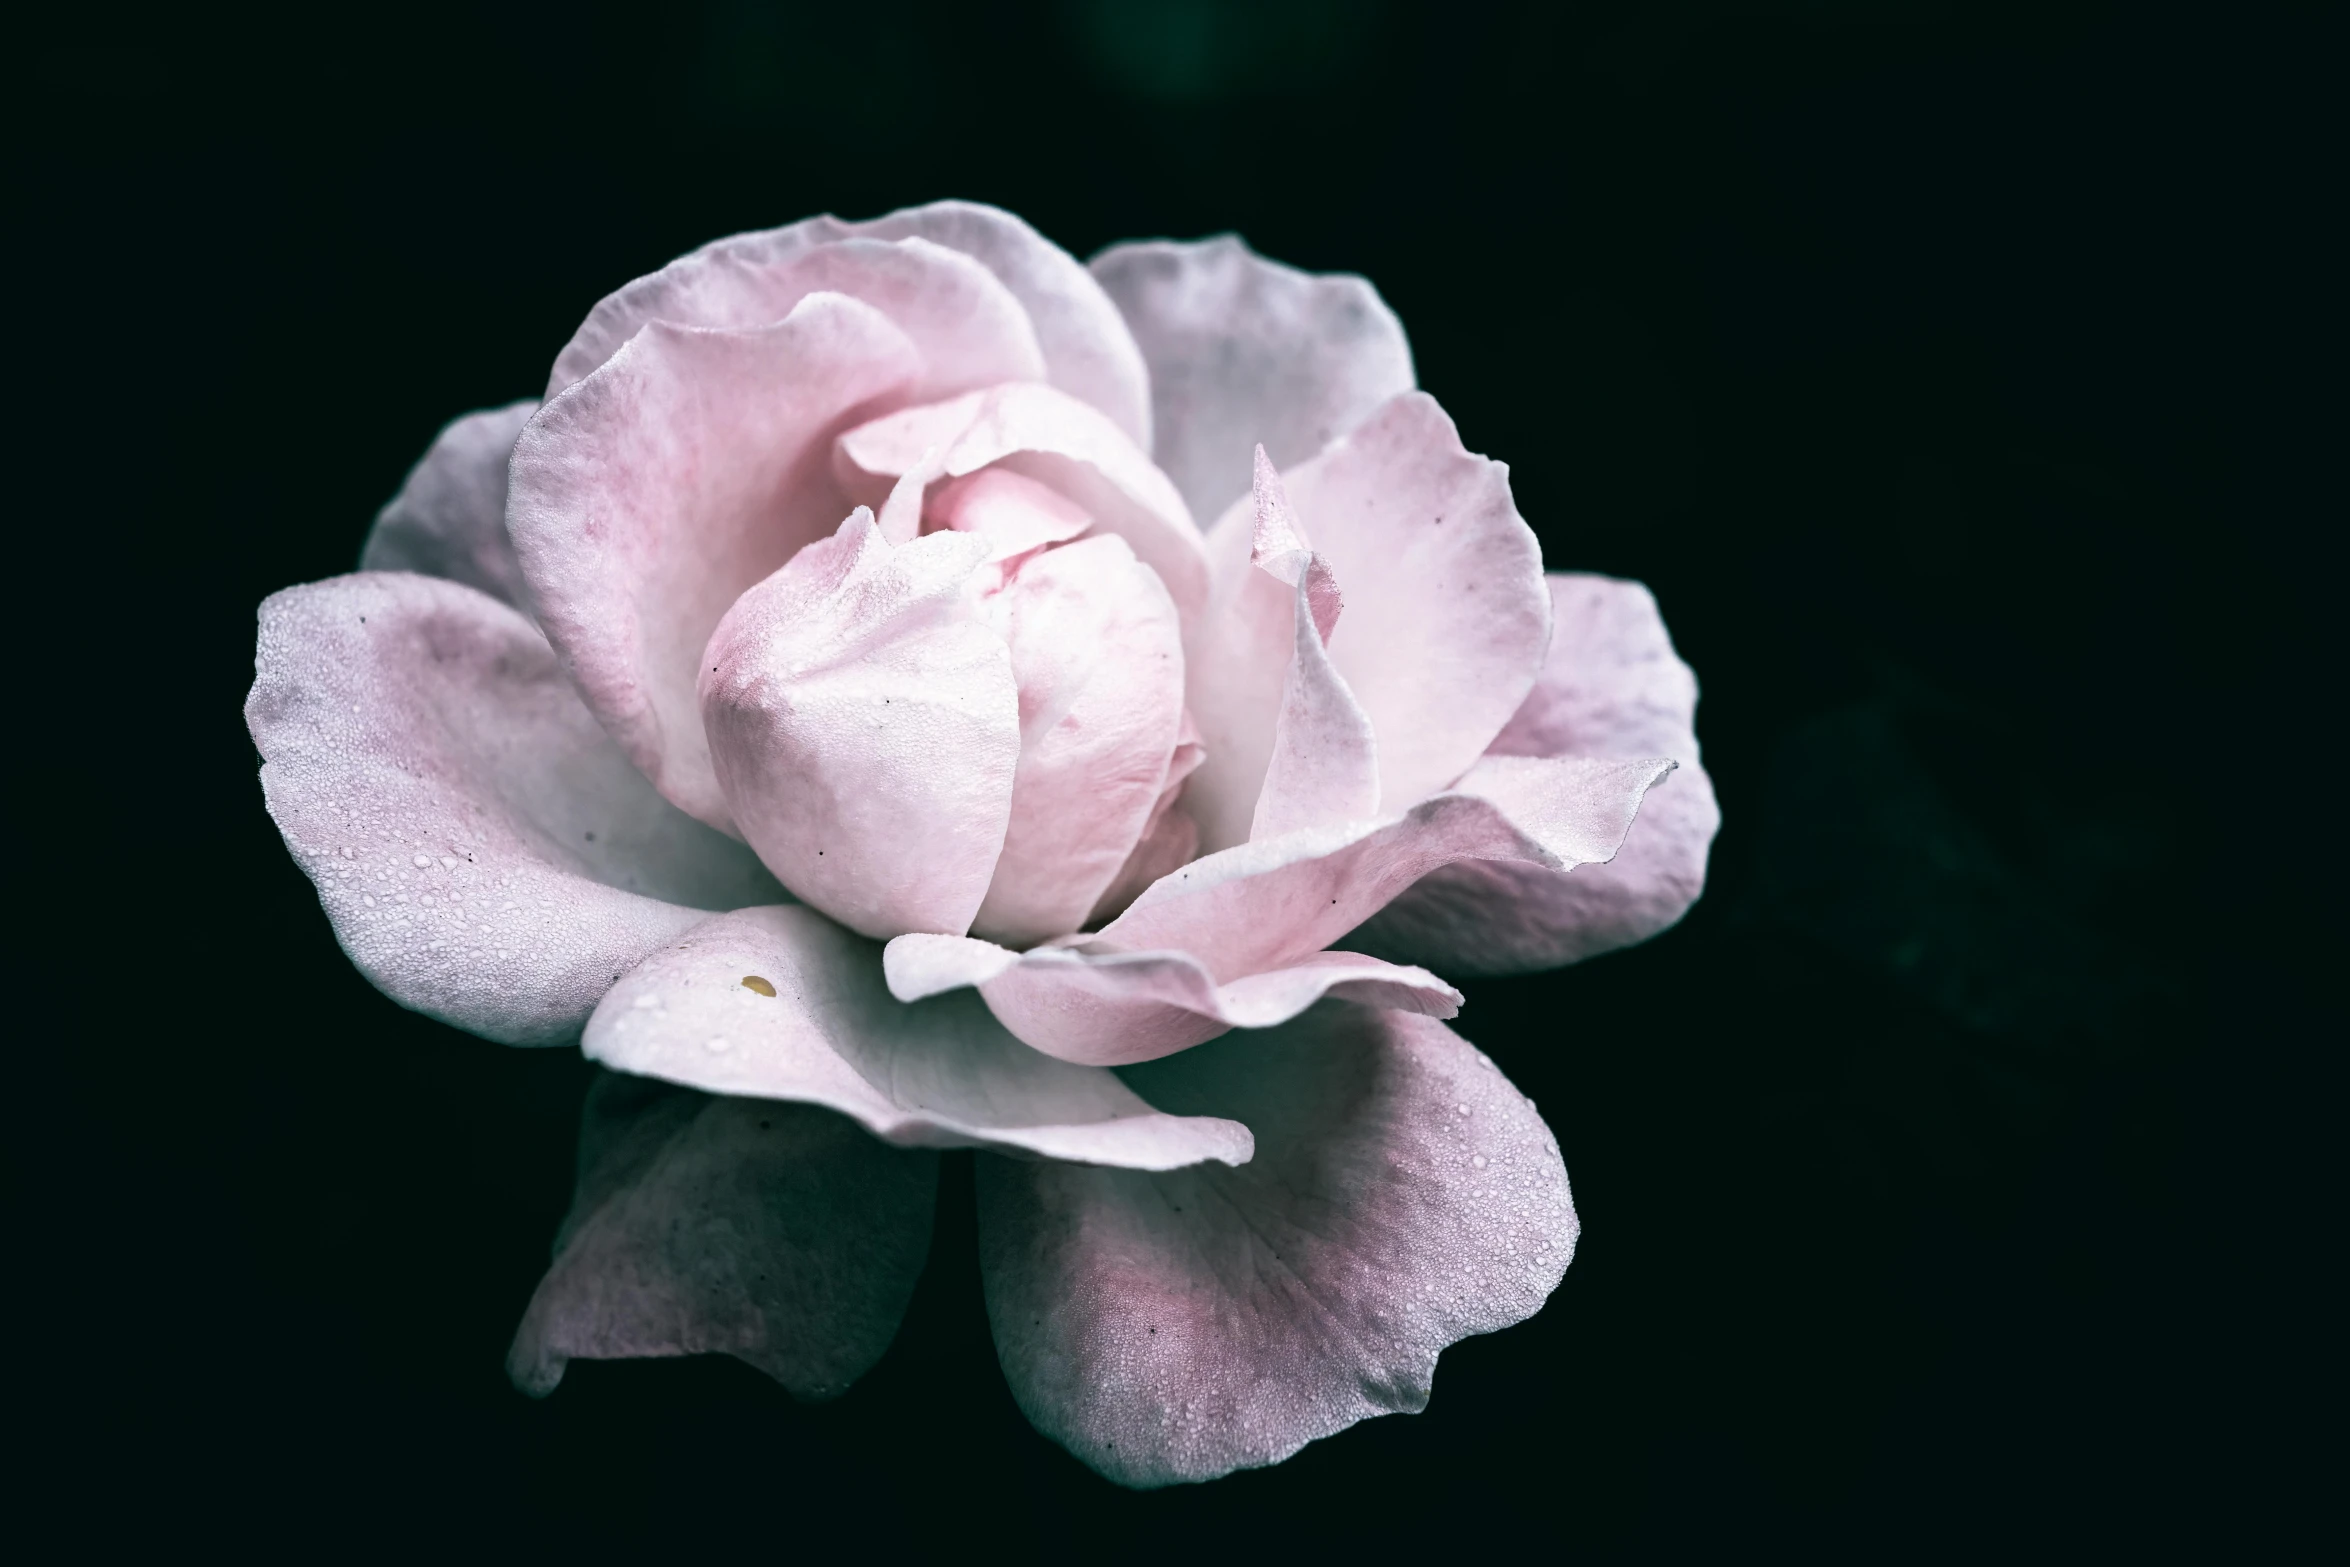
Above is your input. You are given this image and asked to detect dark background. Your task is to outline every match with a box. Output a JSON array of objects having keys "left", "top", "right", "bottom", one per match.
[{"left": 25, "top": 0, "right": 2329, "bottom": 1555}]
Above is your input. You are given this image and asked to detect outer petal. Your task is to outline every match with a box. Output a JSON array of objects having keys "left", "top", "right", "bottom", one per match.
[
  {"left": 1350, "top": 574, "right": 1721, "bottom": 974},
  {"left": 508, "top": 1069, "right": 937, "bottom": 1400},
  {"left": 509, "top": 293, "right": 925, "bottom": 829},
  {"left": 589, "top": 907, "right": 1251, "bottom": 1170},
  {"left": 699, "top": 511, "right": 1018, "bottom": 941},
  {"left": 979, "top": 1003, "right": 1577, "bottom": 1487},
  {"left": 886, "top": 934, "right": 1460, "bottom": 1067},
  {"left": 835, "top": 383, "right": 1208, "bottom": 622},
  {"left": 1186, "top": 395, "right": 1550, "bottom": 851},
  {"left": 1089, "top": 233, "right": 1416, "bottom": 526},
  {"left": 974, "top": 534, "right": 1187, "bottom": 947},
  {"left": 247, "top": 574, "right": 784, "bottom": 1046},
  {"left": 359, "top": 400, "right": 538, "bottom": 607},
  {"left": 549, "top": 200, "right": 1151, "bottom": 447}
]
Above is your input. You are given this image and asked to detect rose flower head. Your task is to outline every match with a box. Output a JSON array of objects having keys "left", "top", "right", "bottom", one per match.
[{"left": 248, "top": 201, "right": 1719, "bottom": 1486}]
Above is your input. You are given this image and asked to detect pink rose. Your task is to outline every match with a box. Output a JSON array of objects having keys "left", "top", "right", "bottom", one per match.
[{"left": 247, "top": 200, "right": 1719, "bottom": 1485}]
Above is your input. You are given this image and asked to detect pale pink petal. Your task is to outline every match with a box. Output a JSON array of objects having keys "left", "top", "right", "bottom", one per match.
[
  {"left": 509, "top": 293, "right": 925, "bottom": 829},
  {"left": 973, "top": 534, "right": 1187, "bottom": 947},
  {"left": 835, "top": 382, "right": 1207, "bottom": 621},
  {"left": 1086, "top": 713, "right": 1204, "bottom": 928},
  {"left": 699, "top": 510, "right": 1018, "bottom": 941},
  {"left": 549, "top": 234, "right": 1044, "bottom": 404},
  {"left": 1099, "top": 754, "right": 1676, "bottom": 981},
  {"left": 1089, "top": 233, "right": 1416, "bottom": 525},
  {"left": 508, "top": 1069, "right": 936, "bottom": 1400},
  {"left": 551, "top": 200, "right": 1151, "bottom": 446},
  {"left": 1351, "top": 574, "right": 1721, "bottom": 973},
  {"left": 884, "top": 935, "right": 1459, "bottom": 1067},
  {"left": 585, "top": 907, "right": 1251, "bottom": 1169},
  {"left": 358, "top": 400, "right": 538, "bottom": 607},
  {"left": 925, "top": 465, "right": 1094, "bottom": 561},
  {"left": 979, "top": 1004, "right": 1577, "bottom": 1486},
  {"left": 246, "top": 573, "right": 784, "bottom": 1046}
]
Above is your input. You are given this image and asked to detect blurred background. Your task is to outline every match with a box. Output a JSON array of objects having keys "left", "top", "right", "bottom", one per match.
[{"left": 23, "top": 0, "right": 2328, "bottom": 1554}]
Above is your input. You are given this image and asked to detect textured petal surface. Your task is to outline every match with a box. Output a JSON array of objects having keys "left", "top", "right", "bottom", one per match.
[
  {"left": 589, "top": 907, "right": 1251, "bottom": 1168},
  {"left": 836, "top": 383, "right": 1207, "bottom": 621},
  {"left": 508, "top": 1068, "right": 937, "bottom": 1400},
  {"left": 247, "top": 574, "right": 784, "bottom": 1046},
  {"left": 1090, "top": 234, "right": 1416, "bottom": 526},
  {"left": 979, "top": 1004, "right": 1577, "bottom": 1487},
  {"left": 359, "top": 400, "right": 538, "bottom": 607},
  {"left": 886, "top": 934, "right": 1459, "bottom": 1067},
  {"left": 1350, "top": 574, "right": 1720, "bottom": 974},
  {"left": 510, "top": 293, "right": 925, "bottom": 829},
  {"left": 699, "top": 511, "right": 1018, "bottom": 941},
  {"left": 550, "top": 200, "right": 1150, "bottom": 446},
  {"left": 975, "top": 533, "right": 1187, "bottom": 946}
]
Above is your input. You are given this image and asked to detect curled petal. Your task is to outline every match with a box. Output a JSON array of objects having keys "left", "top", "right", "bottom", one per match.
[
  {"left": 699, "top": 510, "right": 1018, "bottom": 941},
  {"left": 246, "top": 573, "right": 783, "bottom": 1046},
  {"left": 886, "top": 933, "right": 1459, "bottom": 1067},
  {"left": 359, "top": 400, "right": 538, "bottom": 607},
  {"left": 589, "top": 907, "right": 1252, "bottom": 1170},
  {"left": 979, "top": 1004, "right": 1577, "bottom": 1487},
  {"left": 1086, "top": 713, "right": 1205, "bottom": 928},
  {"left": 510, "top": 293, "right": 925, "bottom": 830},
  {"left": 550, "top": 199, "right": 1150, "bottom": 446},
  {"left": 835, "top": 382, "right": 1207, "bottom": 622},
  {"left": 508, "top": 1069, "right": 937, "bottom": 1400},
  {"left": 1089, "top": 233, "right": 1415, "bottom": 525},
  {"left": 1352, "top": 574, "right": 1720, "bottom": 973},
  {"left": 974, "top": 533, "right": 1187, "bottom": 948},
  {"left": 925, "top": 465, "right": 1094, "bottom": 561}
]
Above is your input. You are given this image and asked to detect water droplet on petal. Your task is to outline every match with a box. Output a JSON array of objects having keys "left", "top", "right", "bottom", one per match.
[
  {"left": 412, "top": 854, "right": 433, "bottom": 868},
  {"left": 1471, "top": 1154, "right": 1488, "bottom": 1169},
  {"left": 704, "top": 1035, "right": 732, "bottom": 1054}
]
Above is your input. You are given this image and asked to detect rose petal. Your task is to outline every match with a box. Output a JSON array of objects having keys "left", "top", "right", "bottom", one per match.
[
  {"left": 507, "top": 1069, "right": 937, "bottom": 1400},
  {"left": 1089, "top": 233, "right": 1416, "bottom": 526},
  {"left": 247, "top": 573, "right": 784, "bottom": 1046},
  {"left": 588, "top": 907, "right": 1252, "bottom": 1169},
  {"left": 509, "top": 292, "right": 925, "bottom": 829},
  {"left": 973, "top": 533, "right": 1187, "bottom": 947},
  {"left": 550, "top": 200, "right": 1151, "bottom": 447},
  {"left": 978, "top": 1003, "right": 1577, "bottom": 1487},
  {"left": 358, "top": 400, "right": 538, "bottom": 607},
  {"left": 1086, "top": 712, "right": 1205, "bottom": 928},
  {"left": 1351, "top": 573, "right": 1721, "bottom": 973},
  {"left": 835, "top": 383, "right": 1207, "bottom": 622},
  {"left": 549, "top": 233, "right": 1044, "bottom": 405},
  {"left": 885, "top": 934, "right": 1460, "bottom": 1067},
  {"left": 925, "top": 465, "right": 1095, "bottom": 561},
  {"left": 1189, "top": 393, "right": 1551, "bottom": 851},
  {"left": 699, "top": 510, "right": 1019, "bottom": 941}
]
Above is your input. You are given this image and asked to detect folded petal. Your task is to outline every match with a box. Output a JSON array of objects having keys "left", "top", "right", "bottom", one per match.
[
  {"left": 247, "top": 573, "right": 784, "bottom": 1046},
  {"left": 549, "top": 232, "right": 1044, "bottom": 404},
  {"left": 358, "top": 400, "right": 538, "bottom": 607},
  {"left": 885, "top": 934, "right": 1459, "bottom": 1067},
  {"left": 1089, "top": 233, "right": 1416, "bottom": 526},
  {"left": 1350, "top": 574, "right": 1720, "bottom": 974},
  {"left": 1085, "top": 713, "right": 1205, "bottom": 928},
  {"left": 589, "top": 907, "right": 1251, "bottom": 1169},
  {"left": 550, "top": 200, "right": 1150, "bottom": 447},
  {"left": 699, "top": 510, "right": 1019, "bottom": 941},
  {"left": 509, "top": 293, "right": 925, "bottom": 829},
  {"left": 508, "top": 1069, "right": 937, "bottom": 1400},
  {"left": 974, "top": 533, "right": 1187, "bottom": 947},
  {"left": 835, "top": 382, "right": 1207, "bottom": 622},
  {"left": 979, "top": 1003, "right": 1578, "bottom": 1487}
]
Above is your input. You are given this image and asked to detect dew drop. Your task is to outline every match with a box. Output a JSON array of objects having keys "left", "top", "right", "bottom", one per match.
[
  {"left": 704, "top": 1035, "right": 733, "bottom": 1054},
  {"left": 631, "top": 994, "right": 662, "bottom": 1011},
  {"left": 1471, "top": 1154, "right": 1488, "bottom": 1169},
  {"left": 412, "top": 854, "right": 433, "bottom": 868}
]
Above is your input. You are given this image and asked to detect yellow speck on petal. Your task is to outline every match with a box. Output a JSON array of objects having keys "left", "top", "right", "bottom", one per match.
[{"left": 740, "top": 975, "right": 777, "bottom": 997}]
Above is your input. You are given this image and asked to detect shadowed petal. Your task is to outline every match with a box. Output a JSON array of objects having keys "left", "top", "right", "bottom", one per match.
[
  {"left": 886, "top": 934, "right": 1458, "bottom": 1066},
  {"left": 978, "top": 1003, "right": 1577, "bottom": 1487},
  {"left": 1350, "top": 574, "right": 1720, "bottom": 973},
  {"left": 590, "top": 907, "right": 1250, "bottom": 1168},
  {"left": 359, "top": 400, "right": 538, "bottom": 607},
  {"left": 1089, "top": 234, "right": 1415, "bottom": 525},
  {"left": 507, "top": 1069, "right": 938, "bottom": 1400},
  {"left": 509, "top": 293, "right": 925, "bottom": 830},
  {"left": 246, "top": 573, "right": 783, "bottom": 1046}
]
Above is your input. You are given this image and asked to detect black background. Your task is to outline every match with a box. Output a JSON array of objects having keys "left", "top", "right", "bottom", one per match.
[{"left": 24, "top": 0, "right": 2329, "bottom": 1555}]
